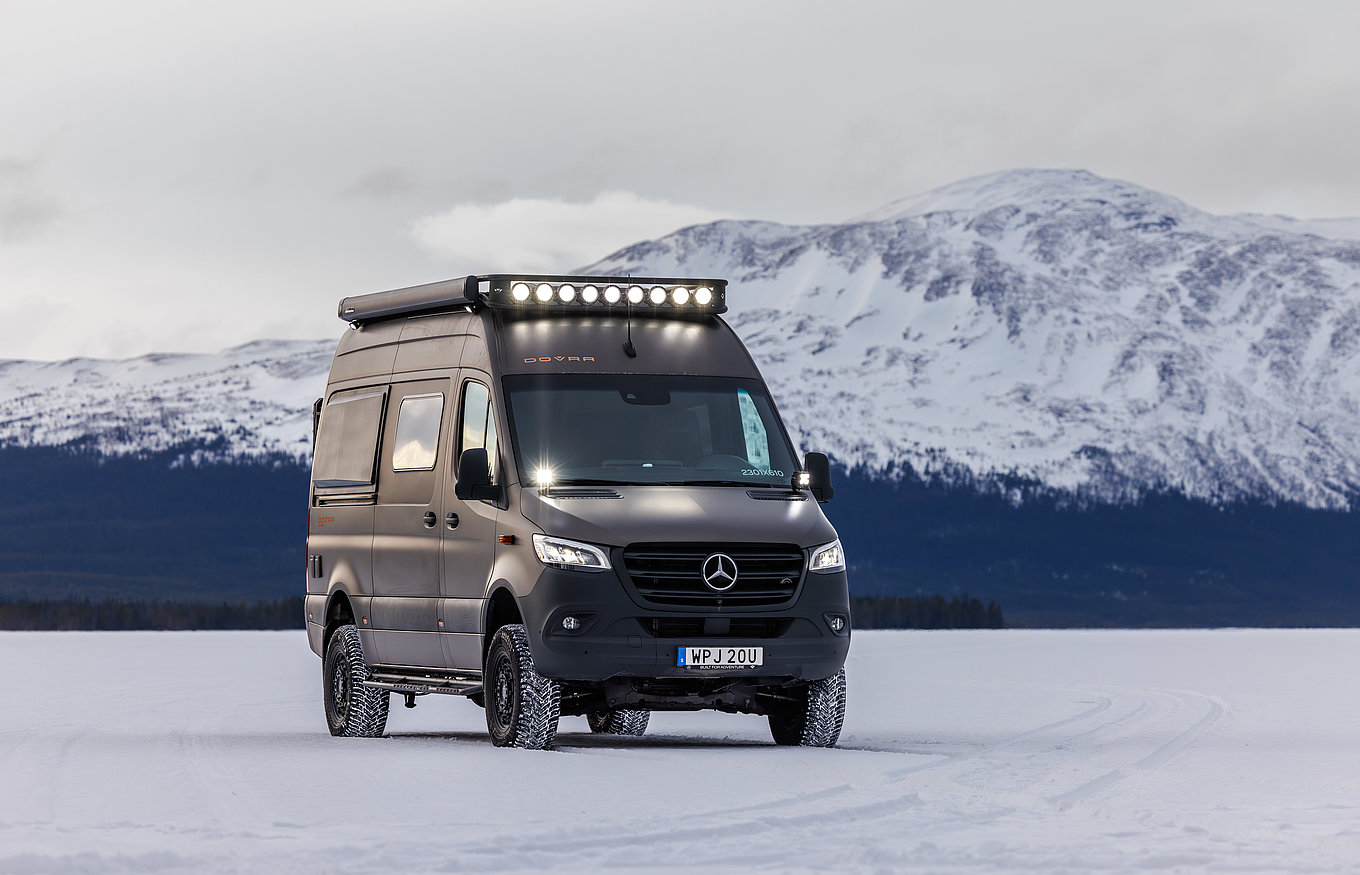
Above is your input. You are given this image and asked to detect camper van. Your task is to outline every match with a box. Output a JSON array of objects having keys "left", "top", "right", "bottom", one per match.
[{"left": 305, "top": 275, "right": 850, "bottom": 749}]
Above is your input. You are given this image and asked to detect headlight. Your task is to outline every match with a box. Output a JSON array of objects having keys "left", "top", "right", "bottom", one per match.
[
  {"left": 809, "top": 539, "right": 845, "bottom": 574},
  {"left": 532, "top": 534, "right": 611, "bottom": 572}
]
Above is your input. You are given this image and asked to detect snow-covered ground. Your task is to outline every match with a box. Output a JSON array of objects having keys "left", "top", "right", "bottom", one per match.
[{"left": 1, "top": 629, "right": 1357, "bottom": 873}]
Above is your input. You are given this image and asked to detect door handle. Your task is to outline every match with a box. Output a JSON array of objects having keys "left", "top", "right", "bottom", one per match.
[
  {"left": 446, "top": 512, "right": 460, "bottom": 530},
  {"left": 423, "top": 511, "right": 437, "bottom": 528}
]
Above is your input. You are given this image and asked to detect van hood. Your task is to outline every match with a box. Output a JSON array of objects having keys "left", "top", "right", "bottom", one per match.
[{"left": 518, "top": 485, "right": 837, "bottom": 551}]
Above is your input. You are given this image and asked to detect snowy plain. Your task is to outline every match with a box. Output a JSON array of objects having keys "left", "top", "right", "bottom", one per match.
[{"left": 1, "top": 629, "right": 1357, "bottom": 874}]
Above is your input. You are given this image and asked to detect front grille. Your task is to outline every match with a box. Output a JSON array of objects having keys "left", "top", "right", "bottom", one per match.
[
  {"left": 641, "top": 617, "right": 794, "bottom": 638},
  {"left": 621, "top": 543, "right": 804, "bottom": 608}
]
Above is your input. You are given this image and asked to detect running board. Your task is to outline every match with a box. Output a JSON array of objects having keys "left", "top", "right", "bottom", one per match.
[{"left": 364, "top": 671, "right": 482, "bottom": 697}]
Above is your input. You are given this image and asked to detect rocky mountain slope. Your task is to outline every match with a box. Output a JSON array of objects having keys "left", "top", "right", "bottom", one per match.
[
  {"left": 0, "top": 340, "right": 332, "bottom": 463},
  {"left": 4, "top": 169, "right": 1359, "bottom": 510},
  {"left": 583, "top": 169, "right": 1360, "bottom": 509}
]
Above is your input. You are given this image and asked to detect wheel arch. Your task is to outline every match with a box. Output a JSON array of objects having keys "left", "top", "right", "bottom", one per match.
[
  {"left": 323, "top": 588, "right": 357, "bottom": 653},
  {"left": 483, "top": 586, "right": 523, "bottom": 664}
]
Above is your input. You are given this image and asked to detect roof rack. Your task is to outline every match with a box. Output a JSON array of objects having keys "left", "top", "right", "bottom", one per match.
[{"left": 338, "top": 274, "right": 728, "bottom": 324}]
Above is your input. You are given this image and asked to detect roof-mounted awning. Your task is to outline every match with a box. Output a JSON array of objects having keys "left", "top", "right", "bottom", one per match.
[{"left": 338, "top": 274, "right": 729, "bottom": 324}]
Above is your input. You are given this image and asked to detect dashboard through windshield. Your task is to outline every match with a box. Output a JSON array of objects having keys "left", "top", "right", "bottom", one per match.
[{"left": 503, "top": 374, "right": 798, "bottom": 488}]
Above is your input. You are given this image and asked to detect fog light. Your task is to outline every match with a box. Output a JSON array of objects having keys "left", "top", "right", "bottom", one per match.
[
  {"left": 562, "top": 616, "right": 581, "bottom": 631},
  {"left": 825, "top": 613, "right": 848, "bottom": 634}
]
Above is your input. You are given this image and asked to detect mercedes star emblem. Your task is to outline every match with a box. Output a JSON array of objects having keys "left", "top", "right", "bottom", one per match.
[{"left": 701, "top": 552, "right": 738, "bottom": 591}]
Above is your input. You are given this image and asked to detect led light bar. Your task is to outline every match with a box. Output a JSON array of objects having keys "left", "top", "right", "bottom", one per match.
[
  {"left": 338, "top": 273, "right": 728, "bottom": 323},
  {"left": 477, "top": 274, "right": 727, "bottom": 314}
]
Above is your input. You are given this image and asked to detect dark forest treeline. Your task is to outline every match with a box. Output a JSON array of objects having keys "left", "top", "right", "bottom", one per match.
[
  {"left": 7, "top": 444, "right": 1360, "bottom": 627},
  {"left": 0, "top": 595, "right": 1003, "bottom": 631},
  {"left": 852, "top": 594, "right": 1003, "bottom": 629},
  {"left": 0, "top": 597, "right": 305, "bottom": 631}
]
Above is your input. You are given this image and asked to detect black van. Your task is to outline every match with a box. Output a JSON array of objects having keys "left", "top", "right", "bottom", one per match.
[{"left": 306, "top": 275, "right": 850, "bottom": 749}]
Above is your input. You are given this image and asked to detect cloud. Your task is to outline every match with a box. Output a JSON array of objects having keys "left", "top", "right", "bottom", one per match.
[
  {"left": 340, "top": 166, "right": 419, "bottom": 200},
  {"left": 411, "top": 191, "right": 729, "bottom": 274},
  {"left": 0, "top": 155, "right": 62, "bottom": 242}
]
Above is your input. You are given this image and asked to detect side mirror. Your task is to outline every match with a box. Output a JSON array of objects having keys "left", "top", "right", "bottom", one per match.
[
  {"left": 804, "top": 452, "right": 834, "bottom": 503},
  {"left": 454, "top": 448, "right": 498, "bottom": 502}
]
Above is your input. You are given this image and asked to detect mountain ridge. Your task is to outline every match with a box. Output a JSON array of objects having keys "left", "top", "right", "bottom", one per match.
[
  {"left": 582, "top": 169, "right": 1360, "bottom": 510},
  {"left": 3, "top": 169, "right": 1359, "bottom": 510}
]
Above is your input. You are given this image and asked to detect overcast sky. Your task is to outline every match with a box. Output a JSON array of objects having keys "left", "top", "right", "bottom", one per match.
[{"left": 3, "top": 0, "right": 1359, "bottom": 361}]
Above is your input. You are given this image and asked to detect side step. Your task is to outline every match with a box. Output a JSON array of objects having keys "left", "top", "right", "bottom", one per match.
[{"left": 364, "top": 670, "right": 483, "bottom": 698}]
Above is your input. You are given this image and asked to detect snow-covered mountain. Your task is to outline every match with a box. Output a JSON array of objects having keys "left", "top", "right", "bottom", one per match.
[
  {"left": 3, "top": 169, "right": 1359, "bottom": 509},
  {"left": 584, "top": 169, "right": 1360, "bottom": 510},
  {"left": 0, "top": 340, "right": 332, "bottom": 463}
]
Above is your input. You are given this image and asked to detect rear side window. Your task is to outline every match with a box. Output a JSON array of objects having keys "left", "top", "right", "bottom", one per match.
[
  {"left": 392, "top": 394, "right": 444, "bottom": 471},
  {"left": 459, "top": 380, "right": 500, "bottom": 485},
  {"left": 312, "top": 389, "right": 386, "bottom": 488}
]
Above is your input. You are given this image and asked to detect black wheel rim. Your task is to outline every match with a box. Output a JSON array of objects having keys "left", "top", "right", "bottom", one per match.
[
  {"left": 491, "top": 649, "right": 516, "bottom": 734},
  {"left": 326, "top": 647, "right": 352, "bottom": 727},
  {"left": 333, "top": 658, "right": 350, "bottom": 715}
]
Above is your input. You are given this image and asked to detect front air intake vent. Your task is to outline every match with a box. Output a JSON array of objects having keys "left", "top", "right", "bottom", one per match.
[
  {"left": 620, "top": 543, "right": 804, "bottom": 608},
  {"left": 640, "top": 617, "right": 794, "bottom": 638},
  {"left": 746, "top": 490, "right": 808, "bottom": 501},
  {"left": 549, "top": 488, "right": 623, "bottom": 499}
]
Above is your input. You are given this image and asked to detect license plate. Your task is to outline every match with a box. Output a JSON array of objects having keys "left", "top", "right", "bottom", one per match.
[{"left": 677, "top": 646, "right": 764, "bottom": 669}]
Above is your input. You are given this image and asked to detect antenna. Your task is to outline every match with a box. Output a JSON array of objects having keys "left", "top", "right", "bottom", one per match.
[{"left": 622, "top": 276, "right": 638, "bottom": 357}]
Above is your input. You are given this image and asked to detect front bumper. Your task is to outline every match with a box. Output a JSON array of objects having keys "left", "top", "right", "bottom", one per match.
[{"left": 518, "top": 565, "right": 851, "bottom": 683}]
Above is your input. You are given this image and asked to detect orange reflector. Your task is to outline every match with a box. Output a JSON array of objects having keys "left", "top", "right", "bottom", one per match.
[{"left": 498, "top": 534, "right": 516, "bottom": 545}]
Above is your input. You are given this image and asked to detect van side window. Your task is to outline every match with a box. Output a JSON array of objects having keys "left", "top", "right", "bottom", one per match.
[
  {"left": 392, "top": 394, "right": 444, "bottom": 471},
  {"left": 737, "top": 388, "right": 771, "bottom": 469},
  {"left": 312, "top": 389, "right": 386, "bottom": 488},
  {"left": 459, "top": 381, "right": 500, "bottom": 484}
]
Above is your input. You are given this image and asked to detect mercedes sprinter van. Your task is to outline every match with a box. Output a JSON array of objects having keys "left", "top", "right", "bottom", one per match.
[{"left": 306, "top": 275, "right": 850, "bottom": 749}]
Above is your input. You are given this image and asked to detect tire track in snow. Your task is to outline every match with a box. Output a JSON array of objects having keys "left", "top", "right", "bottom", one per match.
[
  {"left": 428, "top": 690, "right": 1129, "bottom": 870},
  {"left": 1045, "top": 690, "right": 1225, "bottom": 811}
]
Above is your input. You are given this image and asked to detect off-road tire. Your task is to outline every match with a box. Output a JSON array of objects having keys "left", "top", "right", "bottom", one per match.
[
  {"left": 323, "top": 623, "right": 390, "bottom": 738},
  {"left": 768, "top": 668, "right": 846, "bottom": 747},
  {"left": 587, "top": 709, "right": 650, "bottom": 736},
  {"left": 485, "top": 624, "right": 561, "bottom": 749}
]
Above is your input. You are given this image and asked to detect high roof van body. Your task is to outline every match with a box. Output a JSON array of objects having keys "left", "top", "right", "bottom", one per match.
[{"left": 307, "top": 275, "right": 850, "bottom": 748}]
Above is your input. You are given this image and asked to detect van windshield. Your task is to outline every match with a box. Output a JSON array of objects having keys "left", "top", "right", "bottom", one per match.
[{"left": 503, "top": 374, "right": 798, "bottom": 488}]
